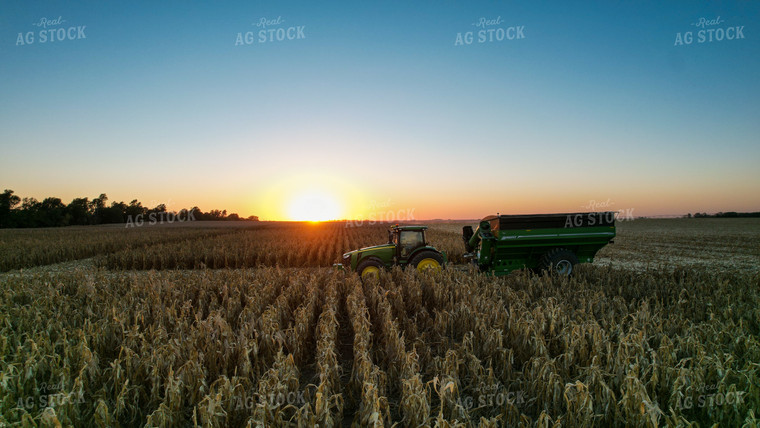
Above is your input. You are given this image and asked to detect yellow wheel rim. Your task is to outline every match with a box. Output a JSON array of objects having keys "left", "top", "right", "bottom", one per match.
[
  {"left": 361, "top": 266, "right": 380, "bottom": 280},
  {"left": 416, "top": 258, "right": 441, "bottom": 272}
]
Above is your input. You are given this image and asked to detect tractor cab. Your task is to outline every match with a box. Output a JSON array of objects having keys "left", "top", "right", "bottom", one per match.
[{"left": 389, "top": 225, "right": 428, "bottom": 259}]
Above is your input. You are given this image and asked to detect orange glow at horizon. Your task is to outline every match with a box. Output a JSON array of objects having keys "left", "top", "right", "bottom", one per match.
[{"left": 253, "top": 171, "right": 374, "bottom": 222}]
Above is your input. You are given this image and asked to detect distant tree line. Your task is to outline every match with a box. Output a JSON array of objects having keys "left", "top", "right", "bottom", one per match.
[
  {"left": 0, "top": 189, "right": 259, "bottom": 228},
  {"left": 686, "top": 212, "right": 760, "bottom": 218}
]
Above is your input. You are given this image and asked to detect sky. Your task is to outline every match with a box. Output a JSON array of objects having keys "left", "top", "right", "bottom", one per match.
[{"left": 1, "top": 0, "right": 759, "bottom": 220}]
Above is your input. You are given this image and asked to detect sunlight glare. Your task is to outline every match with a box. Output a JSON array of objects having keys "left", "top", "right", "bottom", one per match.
[{"left": 288, "top": 191, "right": 342, "bottom": 221}]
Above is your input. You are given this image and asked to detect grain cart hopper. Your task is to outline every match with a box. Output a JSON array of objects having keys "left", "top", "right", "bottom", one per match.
[
  {"left": 463, "top": 212, "right": 616, "bottom": 275},
  {"left": 338, "top": 225, "right": 447, "bottom": 280}
]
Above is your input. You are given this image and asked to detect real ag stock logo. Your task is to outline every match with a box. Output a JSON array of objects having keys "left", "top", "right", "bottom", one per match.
[
  {"left": 579, "top": 199, "right": 635, "bottom": 223},
  {"left": 15, "top": 16, "right": 86, "bottom": 46},
  {"left": 674, "top": 16, "right": 745, "bottom": 46},
  {"left": 235, "top": 16, "right": 306, "bottom": 46},
  {"left": 454, "top": 16, "right": 526, "bottom": 46},
  {"left": 345, "top": 198, "right": 416, "bottom": 228}
]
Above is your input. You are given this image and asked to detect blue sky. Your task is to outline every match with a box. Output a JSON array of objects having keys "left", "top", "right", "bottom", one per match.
[{"left": 1, "top": 0, "right": 758, "bottom": 219}]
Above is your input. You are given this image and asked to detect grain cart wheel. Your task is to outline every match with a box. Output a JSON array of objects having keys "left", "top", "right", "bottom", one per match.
[
  {"left": 357, "top": 258, "right": 384, "bottom": 281},
  {"left": 411, "top": 251, "right": 444, "bottom": 273},
  {"left": 539, "top": 248, "right": 578, "bottom": 276}
]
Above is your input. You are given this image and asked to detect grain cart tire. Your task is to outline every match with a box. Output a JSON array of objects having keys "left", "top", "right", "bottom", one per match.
[
  {"left": 539, "top": 248, "right": 578, "bottom": 276},
  {"left": 357, "top": 258, "right": 384, "bottom": 281},
  {"left": 410, "top": 251, "right": 444, "bottom": 273}
]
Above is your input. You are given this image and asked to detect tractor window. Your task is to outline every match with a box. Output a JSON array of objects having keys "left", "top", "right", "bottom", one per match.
[{"left": 399, "top": 231, "right": 424, "bottom": 257}]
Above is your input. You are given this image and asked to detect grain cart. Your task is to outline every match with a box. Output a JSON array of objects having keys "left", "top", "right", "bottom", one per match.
[
  {"left": 463, "top": 212, "right": 616, "bottom": 276},
  {"left": 338, "top": 225, "right": 447, "bottom": 280}
]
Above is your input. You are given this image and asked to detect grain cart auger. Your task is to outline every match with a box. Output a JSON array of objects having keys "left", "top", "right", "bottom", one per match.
[
  {"left": 336, "top": 224, "right": 447, "bottom": 280},
  {"left": 463, "top": 212, "right": 616, "bottom": 276}
]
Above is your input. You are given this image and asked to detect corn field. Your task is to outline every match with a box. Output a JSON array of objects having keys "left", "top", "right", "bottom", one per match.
[
  {"left": 95, "top": 223, "right": 465, "bottom": 270},
  {"left": 0, "top": 225, "right": 246, "bottom": 272},
  {"left": 1, "top": 219, "right": 759, "bottom": 427}
]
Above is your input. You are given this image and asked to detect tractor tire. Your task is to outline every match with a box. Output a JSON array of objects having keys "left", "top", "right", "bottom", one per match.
[
  {"left": 539, "top": 248, "right": 578, "bottom": 276},
  {"left": 410, "top": 251, "right": 444, "bottom": 273},
  {"left": 357, "top": 258, "right": 384, "bottom": 281}
]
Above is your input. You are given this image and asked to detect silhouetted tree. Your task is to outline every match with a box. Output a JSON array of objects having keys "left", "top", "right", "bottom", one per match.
[
  {"left": 68, "top": 198, "right": 91, "bottom": 225},
  {"left": 0, "top": 190, "right": 260, "bottom": 228},
  {"left": 38, "top": 197, "right": 68, "bottom": 227},
  {"left": 0, "top": 189, "right": 21, "bottom": 227},
  {"left": 125, "top": 199, "right": 146, "bottom": 220},
  {"left": 90, "top": 194, "right": 109, "bottom": 224},
  {"left": 99, "top": 201, "right": 127, "bottom": 224}
]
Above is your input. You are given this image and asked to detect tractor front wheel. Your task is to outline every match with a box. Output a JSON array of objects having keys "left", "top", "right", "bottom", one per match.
[
  {"left": 357, "top": 258, "right": 384, "bottom": 281},
  {"left": 410, "top": 251, "right": 444, "bottom": 273}
]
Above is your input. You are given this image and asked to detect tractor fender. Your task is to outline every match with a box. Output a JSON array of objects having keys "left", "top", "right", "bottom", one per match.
[{"left": 408, "top": 247, "right": 447, "bottom": 264}]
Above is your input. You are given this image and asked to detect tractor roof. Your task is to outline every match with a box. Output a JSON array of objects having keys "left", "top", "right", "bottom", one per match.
[{"left": 390, "top": 224, "right": 427, "bottom": 231}]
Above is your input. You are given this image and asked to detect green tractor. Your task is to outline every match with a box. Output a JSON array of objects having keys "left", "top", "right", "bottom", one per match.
[{"left": 339, "top": 225, "right": 447, "bottom": 280}]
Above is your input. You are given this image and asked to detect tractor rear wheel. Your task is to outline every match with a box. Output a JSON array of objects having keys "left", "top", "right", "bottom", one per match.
[
  {"left": 357, "top": 258, "right": 384, "bottom": 281},
  {"left": 410, "top": 251, "right": 444, "bottom": 273},
  {"left": 539, "top": 248, "right": 578, "bottom": 276}
]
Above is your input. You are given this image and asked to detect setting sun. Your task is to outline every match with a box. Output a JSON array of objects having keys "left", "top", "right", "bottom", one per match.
[{"left": 288, "top": 191, "right": 342, "bottom": 222}]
